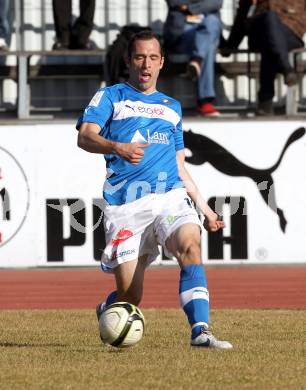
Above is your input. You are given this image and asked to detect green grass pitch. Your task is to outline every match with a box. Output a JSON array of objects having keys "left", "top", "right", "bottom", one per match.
[{"left": 0, "top": 309, "right": 305, "bottom": 389}]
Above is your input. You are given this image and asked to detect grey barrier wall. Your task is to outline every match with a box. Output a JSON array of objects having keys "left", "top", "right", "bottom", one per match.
[{"left": 0, "top": 121, "right": 306, "bottom": 266}]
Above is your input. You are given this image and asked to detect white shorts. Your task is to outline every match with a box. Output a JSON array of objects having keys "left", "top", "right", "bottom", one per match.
[{"left": 101, "top": 188, "right": 202, "bottom": 272}]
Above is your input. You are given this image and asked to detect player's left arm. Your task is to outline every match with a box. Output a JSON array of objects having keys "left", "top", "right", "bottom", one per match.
[{"left": 176, "top": 149, "right": 225, "bottom": 232}]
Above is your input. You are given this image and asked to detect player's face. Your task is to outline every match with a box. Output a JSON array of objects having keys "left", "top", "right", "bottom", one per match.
[{"left": 127, "top": 38, "right": 164, "bottom": 94}]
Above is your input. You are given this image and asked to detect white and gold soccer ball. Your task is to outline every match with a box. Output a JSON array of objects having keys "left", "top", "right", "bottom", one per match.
[{"left": 99, "top": 302, "right": 145, "bottom": 348}]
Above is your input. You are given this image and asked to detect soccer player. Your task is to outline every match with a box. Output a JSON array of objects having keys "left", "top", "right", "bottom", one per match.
[{"left": 77, "top": 30, "right": 232, "bottom": 349}]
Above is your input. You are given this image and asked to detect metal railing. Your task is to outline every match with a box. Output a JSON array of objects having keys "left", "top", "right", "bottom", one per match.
[{"left": 1, "top": 0, "right": 305, "bottom": 118}]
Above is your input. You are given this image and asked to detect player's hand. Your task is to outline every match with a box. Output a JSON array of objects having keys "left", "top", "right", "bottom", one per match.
[
  {"left": 203, "top": 214, "right": 225, "bottom": 232},
  {"left": 115, "top": 142, "right": 150, "bottom": 165}
]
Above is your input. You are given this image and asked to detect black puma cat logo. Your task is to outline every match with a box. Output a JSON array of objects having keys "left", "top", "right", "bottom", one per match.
[{"left": 183, "top": 127, "right": 306, "bottom": 232}]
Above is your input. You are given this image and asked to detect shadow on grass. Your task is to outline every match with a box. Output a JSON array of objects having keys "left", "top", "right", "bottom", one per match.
[
  {"left": 0, "top": 342, "right": 111, "bottom": 353},
  {"left": 0, "top": 342, "right": 67, "bottom": 348}
]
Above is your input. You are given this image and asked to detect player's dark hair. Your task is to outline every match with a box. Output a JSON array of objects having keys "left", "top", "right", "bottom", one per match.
[{"left": 127, "top": 30, "right": 164, "bottom": 59}]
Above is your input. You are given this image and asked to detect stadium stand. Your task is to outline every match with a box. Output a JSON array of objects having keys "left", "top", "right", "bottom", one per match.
[{"left": 0, "top": 0, "right": 305, "bottom": 118}]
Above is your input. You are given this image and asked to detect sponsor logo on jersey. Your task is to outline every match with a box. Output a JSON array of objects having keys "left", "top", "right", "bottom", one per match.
[
  {"left": 125, "top": 104, "right": 136, "bottom": 112},
  {"left": 131, "top": 130, "right": 147, "bottom": 143},
  {"left": 125, "top": 103, "right": 165, "bottom": 117},
  {"left": 113, "top": 99, "right": 181, "bottom": 126},
  {"left": 147, "top": 129, "right": 169, "bottom": 145},
  {"left": 112, "top": 228, "right": 133, "bottom": 246},
  {"left": 130, "top": 129, "right": 170, "bottom": 145}
]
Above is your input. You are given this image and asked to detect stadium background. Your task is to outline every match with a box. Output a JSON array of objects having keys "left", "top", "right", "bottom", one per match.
[
  {"left": 1, "top": 0, "right": 306, "bottom": 268},
  {"left": 1, "top": 3, "right": 306, "bottom": 389},
  {"left": 1, "top": 0, "right": 306, "bottom": 116},
  {"left": 0, "top": 0, "right": 306, "bottom": 305}
]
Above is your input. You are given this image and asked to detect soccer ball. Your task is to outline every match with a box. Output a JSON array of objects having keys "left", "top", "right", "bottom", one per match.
[{"left": 99, "top": 302, "right": 145, "bottom": 348}]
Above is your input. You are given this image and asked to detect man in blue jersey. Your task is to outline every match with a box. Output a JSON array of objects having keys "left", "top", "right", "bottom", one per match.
[{"left": 77, "top": 30, "right": 232, "bottom": 349}]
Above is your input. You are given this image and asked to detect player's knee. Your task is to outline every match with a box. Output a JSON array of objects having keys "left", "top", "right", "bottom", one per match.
[{"left": 181, "top": 239, "right": 201, "bottom": 264}]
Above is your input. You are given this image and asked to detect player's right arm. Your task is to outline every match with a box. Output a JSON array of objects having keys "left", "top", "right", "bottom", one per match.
[{"left": 77, "top": 122, "right": 149, "bottom": 165}]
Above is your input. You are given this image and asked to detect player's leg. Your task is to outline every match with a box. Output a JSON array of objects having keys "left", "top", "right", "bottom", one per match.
[
  {"left": 166, "top": 223, "right": 232, "bottom": 348},
  {"left": 166, "top": 223, "right": 210, "bottom": 337},
  {"left": 96, "top": 255, "right": 147, "bottom": 320},
  {"left": 161, "top": 191, "right": 232, "bottom": 349},
  {"left": 97, "top": 195, "right": 158, "bottom": 318},
  {"left": 156, "top": 189, "right": 208, "bottom": 337},
  {"left": 113, "top": 255, "right": 147, "bottom": 305},
  {"left": 98, "top": 226, "right": 153, "bottom": 312}
]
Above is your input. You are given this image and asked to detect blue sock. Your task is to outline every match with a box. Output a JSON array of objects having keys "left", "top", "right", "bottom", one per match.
[
  {"left": 106, "top": 290, "right": 117, "bottom": 306},
  {"left": 179, "top": 264, "right": 209, "bottom": 340}
]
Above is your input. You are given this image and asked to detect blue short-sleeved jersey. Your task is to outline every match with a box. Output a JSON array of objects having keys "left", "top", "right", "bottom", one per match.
[{"left": 76, "top": 82, "right": 184, "bottom": 205}]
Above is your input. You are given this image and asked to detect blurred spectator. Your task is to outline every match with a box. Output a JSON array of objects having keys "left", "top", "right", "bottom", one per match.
[
  {"left": 163, "top": 0, "right": 223, "bottom": 117},
  {"left": 223, "top": 0, "right": 306, "bottom": 115},
  {"left": 0, "top": 0, "right": 9, "bottom": 51},
  {"left": 52, "top": 0, "right": 96, "bottom": 50}
]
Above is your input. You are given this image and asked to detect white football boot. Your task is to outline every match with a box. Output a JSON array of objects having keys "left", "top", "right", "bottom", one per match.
[{"left": 191, "top": 328, "right": 233, "bottom": 349}]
